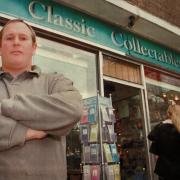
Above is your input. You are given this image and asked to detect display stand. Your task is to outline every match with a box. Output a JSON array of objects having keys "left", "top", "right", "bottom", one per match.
[{"left": 80, "top": 94, "right": 121, "bottom": 180}]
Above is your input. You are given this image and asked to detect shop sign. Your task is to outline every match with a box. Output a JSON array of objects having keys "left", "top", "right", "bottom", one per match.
[
  {"left": 0, "top": 0, "right": 179, "bottom": 73},
  {"left": 111, "top": 32, "right": 180, "bottom": 69},
  {"left": 28, "top": 1, "right": 95, "bottom": 38}
]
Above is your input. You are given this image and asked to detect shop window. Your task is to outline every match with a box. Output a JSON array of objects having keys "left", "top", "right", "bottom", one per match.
[
  {"left": 145, "top": 67, "right": 180, "bottom": 125},
  {"left": 34, "top": 37, "right": 97, "bottom": 177},
  {"left": 34, "top": 37, "right": 97, "bottom": 98}
]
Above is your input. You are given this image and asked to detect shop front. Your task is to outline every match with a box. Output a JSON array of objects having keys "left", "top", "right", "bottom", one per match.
[
  {"left": 101, "top": 54, "right": 180, "bottom": 180},
  {"left": 0, "top": 0, "right": 179, "bottom": 180}
]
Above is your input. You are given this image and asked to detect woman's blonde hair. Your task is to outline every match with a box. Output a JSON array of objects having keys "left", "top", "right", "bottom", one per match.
[{"left": 167, "top": 104, "right": 180, "bottom": 132}]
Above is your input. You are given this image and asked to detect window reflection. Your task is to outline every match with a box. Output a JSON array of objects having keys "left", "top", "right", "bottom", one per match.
[
  {"left": 34, "top": 37, "right": 97, "bottom": 98},
  {"left": 145, "top": 67, "right": 180, "bottom": 124}
]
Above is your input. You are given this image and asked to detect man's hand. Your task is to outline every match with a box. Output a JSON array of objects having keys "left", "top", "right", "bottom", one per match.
[{"left": 25, "top": 128, "right": 47, "bottom": 141}]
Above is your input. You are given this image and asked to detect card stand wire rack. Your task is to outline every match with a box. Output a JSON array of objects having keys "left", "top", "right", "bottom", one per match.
[{"left": 80, "top": 93, "right": 121, "bottom": 180}]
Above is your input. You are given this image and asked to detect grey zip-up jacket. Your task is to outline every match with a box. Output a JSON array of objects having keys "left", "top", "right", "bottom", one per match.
[{"left": 0, "top": 66, "right": 83, "bottom": 180}]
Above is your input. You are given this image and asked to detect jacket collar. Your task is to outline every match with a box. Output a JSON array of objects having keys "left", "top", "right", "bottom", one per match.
[{"left": 0, "top": 65, "right": 41, "bottom": 78}]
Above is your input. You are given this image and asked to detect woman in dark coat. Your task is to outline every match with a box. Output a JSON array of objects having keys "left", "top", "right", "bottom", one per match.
[{"left": 148, "top": 104, "right": 180, "bottom": 180}]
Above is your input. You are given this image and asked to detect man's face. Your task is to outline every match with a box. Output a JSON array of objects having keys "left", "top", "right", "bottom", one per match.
[{"left": 0, "top": 22, "right": 36, "bottom": 72}]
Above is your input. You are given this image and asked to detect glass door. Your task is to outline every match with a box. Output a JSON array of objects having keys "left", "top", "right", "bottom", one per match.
[{"left": 104, "top": 80, "right": 148, "bottom": 180}]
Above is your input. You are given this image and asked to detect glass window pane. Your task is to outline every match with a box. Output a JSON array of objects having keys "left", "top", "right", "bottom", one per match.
[
  {"left": 34, "top": 37, "right": 97, "bottom": 98},
  {"left": 145, "top": 67, "right": 180, "bottom": 124}
]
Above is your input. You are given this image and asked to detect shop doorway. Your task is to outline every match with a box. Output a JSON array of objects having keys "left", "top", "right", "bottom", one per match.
[{"left": 104, "top": 80, "right": 148, "bottom": 180}]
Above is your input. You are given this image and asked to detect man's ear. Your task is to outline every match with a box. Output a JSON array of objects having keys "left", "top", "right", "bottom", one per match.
[{"left": 32, "top": 43, "right": 37, "bottom": 55}]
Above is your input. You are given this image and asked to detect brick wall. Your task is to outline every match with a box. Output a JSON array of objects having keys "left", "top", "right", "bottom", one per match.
[{"left": 125, "top": 0, "right": 180, "bottom": 27}]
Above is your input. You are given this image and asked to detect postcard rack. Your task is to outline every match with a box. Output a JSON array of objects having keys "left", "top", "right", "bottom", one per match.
[{"left": 80, "top": 94, "right": 121, "bottom": 180}]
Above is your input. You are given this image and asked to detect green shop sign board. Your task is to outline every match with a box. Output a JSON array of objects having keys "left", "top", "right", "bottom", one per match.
[{"left": 0, "top": 0, "right": 180, "bottom": 73}]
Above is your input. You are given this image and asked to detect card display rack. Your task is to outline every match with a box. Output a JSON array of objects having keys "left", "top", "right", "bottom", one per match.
[{"left": 80, "top": 94, "right": 121, "bottom": 180}]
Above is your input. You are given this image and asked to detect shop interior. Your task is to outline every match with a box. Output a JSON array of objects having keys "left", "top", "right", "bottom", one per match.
[{"left": 104, "top": 80, "right": 148, "bottom": 180}]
